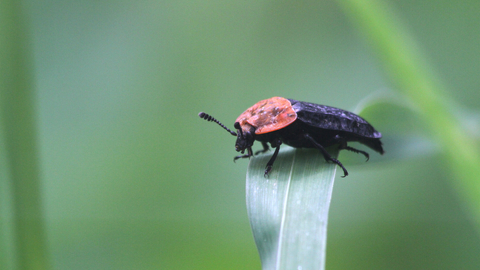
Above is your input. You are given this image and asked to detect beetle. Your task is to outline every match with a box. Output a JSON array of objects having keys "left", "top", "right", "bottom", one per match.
[{"left": 199, "top": 97, "right": 384, "bottom": 177}]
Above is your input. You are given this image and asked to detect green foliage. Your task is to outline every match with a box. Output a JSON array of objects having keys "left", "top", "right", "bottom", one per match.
[{"left": 1, "top": 0, "right": 480, "bottom": 269}]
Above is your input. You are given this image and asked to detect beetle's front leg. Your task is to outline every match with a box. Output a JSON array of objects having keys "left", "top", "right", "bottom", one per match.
[
  {"left": 264, "top": 139, "right": 282, "bottom": 177},
  {"left": 234, "top": 147, "right": 253, "bottom": 162}
]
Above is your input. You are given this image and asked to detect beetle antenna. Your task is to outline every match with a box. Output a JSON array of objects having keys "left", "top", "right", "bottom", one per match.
[{"left": 198, "top": 112, "right": 237, "bottom": 136}]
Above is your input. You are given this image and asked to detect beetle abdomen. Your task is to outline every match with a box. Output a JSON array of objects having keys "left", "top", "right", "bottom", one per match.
[{"left": 288, "top": 99, "right": 381, "bottom": 139}]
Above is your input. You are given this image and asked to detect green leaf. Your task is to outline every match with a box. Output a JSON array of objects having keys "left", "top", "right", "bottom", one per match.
[
  {"left": 246, "top": 146, "right": 338, "bottom": 270},
  {"left": 354, "top": 92, "right": 437, "bottom": 162}
]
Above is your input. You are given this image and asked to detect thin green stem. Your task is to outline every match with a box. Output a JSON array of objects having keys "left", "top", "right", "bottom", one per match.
[
  {"left": 336, "top": 0, "right": 480, "bottom": 226},
  {"left": 0, "top": 1, "right": 51, "bottom": 269}
]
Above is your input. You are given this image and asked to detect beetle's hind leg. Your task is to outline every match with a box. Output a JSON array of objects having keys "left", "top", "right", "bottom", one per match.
[
  {"left": 340, "top": 145, "right": 370, "bottom": 161},
  {"left": 255, "top": 142, "right": 269, "bottom": 155},
  {"left": 335, "top": 136, "right": 370, "bottom": 161},
  {"left": 305, "top": 134, "right": 349, "bottom": 177}
]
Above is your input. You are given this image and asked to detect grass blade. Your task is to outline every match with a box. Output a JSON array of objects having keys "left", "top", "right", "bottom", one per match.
[
  {"left": 336, "top": 0, "right": 480, "bottom": 229},
  {"left": 246, "top": 146, "right": 338, "bottom": 270},
  {"left": 0, "top": 1, "right": 51, "bottom": 269}
]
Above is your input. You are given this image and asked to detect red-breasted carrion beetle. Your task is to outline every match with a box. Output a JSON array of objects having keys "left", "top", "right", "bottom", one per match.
[{"left": 199, "top": 97, "right": 384, "bottom": 177}]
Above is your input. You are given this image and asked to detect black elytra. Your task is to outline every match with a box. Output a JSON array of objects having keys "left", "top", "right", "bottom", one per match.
[{"left": 199, "top": 97, "right": 384, "bottom": 177}]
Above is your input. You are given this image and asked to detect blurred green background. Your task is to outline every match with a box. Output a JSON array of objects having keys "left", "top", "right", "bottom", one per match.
[{"left": 1, "top": 0, "right": 480, "bottom": 269}]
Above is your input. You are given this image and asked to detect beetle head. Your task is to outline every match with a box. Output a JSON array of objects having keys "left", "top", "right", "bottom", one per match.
[
  {"left": 198, "top": 112, "right": 256, "bottom": 154},
  {"left": 234, "top": 122, "right": 255, "bottom": 153}
]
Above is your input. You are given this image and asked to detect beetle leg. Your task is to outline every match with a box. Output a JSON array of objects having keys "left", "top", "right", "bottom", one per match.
[
  {"left": 340, "top": 145, "right": 370, "bottom": 161},
  {"left": 336, "top": 136, "right": 370, "bottom": 162},
  {"left": 234, "top": 147, "right": 253, "bottom": 162},
  {"left": 264, "top": 140, "right": 282, "bottom": 177},
  {"left": 255, "top": 142, "right": 270, "bottom": 155},
  {"left": 305, "top": 134, "right": 349, "bottom": 177}
]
